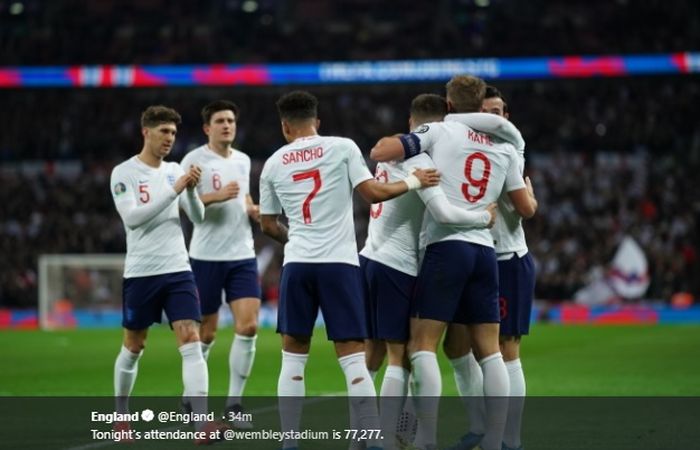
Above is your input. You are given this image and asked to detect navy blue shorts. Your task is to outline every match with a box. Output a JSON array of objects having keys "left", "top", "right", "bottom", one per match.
[
  {"left": 190, "top": 258, "right": 261, "bottom": 315},
  {"left": 498, "top": 252, "right": 536, "bottom": 336},
  {"left": 413, "top": 240, "right": 499, "bottom": 324},
  {"left": 360, "top": 256, "right": 416, "bottom": 342},
  {"left": 122, "top": 271, "right": 201, "bottom": 330},
  {"left": 278, "top": 262, "right": 367, "bottom": 341}
]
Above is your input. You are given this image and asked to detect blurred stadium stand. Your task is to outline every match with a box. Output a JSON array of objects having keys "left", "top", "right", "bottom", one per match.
[{"left": 0, "top": 1, "right": 698, "bottom": 310}]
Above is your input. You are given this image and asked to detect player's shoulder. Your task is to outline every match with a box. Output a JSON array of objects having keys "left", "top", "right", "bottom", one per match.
[
  {"left": 231, "top": 148, "right": 251, "bottom": 163},
  {"left": 411, "top": 121, "right": 447, "bottom": 136},
  {"left": 182, "top": 144, "right": 208, "bottom": 160},
  {"left": 111, "top": 156, "right": 136, "bottom": 176},
  {"left": 261, "top": 148, "right": 283, "bottom": 175},
  {"left": 321, "top": 135, "right": 359, "bottom": 149},
  {"left": 162, "top": 160, "right": 184, "bottom": 174}
]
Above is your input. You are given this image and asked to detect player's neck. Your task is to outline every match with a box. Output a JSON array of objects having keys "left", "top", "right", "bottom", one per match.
[
  {"left": 288, "top": 126, "right": 318, "bottom": 142},
  {"left": 208, "top": 141, "right": 231, "bottom": 157},
  {"left": 137, "top": 148, "right": 162, "bottom": 168}
]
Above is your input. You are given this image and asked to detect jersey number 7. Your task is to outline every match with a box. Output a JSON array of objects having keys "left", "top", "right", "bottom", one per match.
[{"left": 292, "top": 169, "right": 322, "bottom": 224}]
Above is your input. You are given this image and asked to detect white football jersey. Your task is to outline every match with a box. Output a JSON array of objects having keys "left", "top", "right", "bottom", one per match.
[
  {"left": 491, "top": 148, "right": 529, "bottom": 254},
  {"left": 260, "top": 135, "right": 373, "bottom": 266},
  {"left": 408, "top": 114, "right": 525, "bottom": 247},
  {"left": 110, "top": 156, "right": 200, "bottom": 278},
  {"left": 180, "top": 145, "right": 255, "bottom": 261},
  {"left": 359, "top": 153, "right": 441, "bottom": 276}
]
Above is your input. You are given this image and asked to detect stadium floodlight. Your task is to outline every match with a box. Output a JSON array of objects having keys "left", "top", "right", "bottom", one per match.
[{"left": 38, "top": 254, "right": 125, "bottom": 330}]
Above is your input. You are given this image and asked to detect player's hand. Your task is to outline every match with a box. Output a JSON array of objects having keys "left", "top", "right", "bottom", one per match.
[
  {"left": 187, "top": 165, "right": 202, "bottom": 189},
  {"left": 412, "top": 168, "right": 440, "bottom": 188},
  {"left": 485, "top": 203, "right": 498, "bottom": 228},
  {"left": 247, "top": 204, "right": 260, "bottom": 223},
  {"left": 525, "top": 176, "right": 535, "bottom": 198},
  {"left": 219, "top": 181, "right": 240, "bottom": 201},
  {"left": 174, "top": 174, "right": 190, "bottom": 194}
]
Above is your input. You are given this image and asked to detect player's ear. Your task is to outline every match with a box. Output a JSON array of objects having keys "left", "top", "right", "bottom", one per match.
[
  {"left": 408, "top": 116, "right": 414, "bottom": 131},
  {"left": 315, "top": 118, "right": 321, "bottom": 131},
  {"left": 447, "top": 99, "right": 455, "bottom": 113},
  {"left": 203, "top": 123, "right": 210, "bottom": 136},
  {"left": 142, "top": 127, "right": 148, "bottom": 139}
]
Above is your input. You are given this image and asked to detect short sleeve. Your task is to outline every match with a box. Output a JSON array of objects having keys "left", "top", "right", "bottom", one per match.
[
  {"left": 259, "top": 160, "right": 283, "bottom": 214},
  {"left": 110, "top": 165, "right": 132, "bottom": 207},
  {"left": 504, "top": 147, "right": 527, "bottom": 192},
  {"left": 403, "top": 153, "right": 442, "bottom": 204},
  {"left": 346, "top": 140, "right": 374, "bottom": 188},
  {"left": 399, "top": 122, "right": 442, "bottom": 159}
]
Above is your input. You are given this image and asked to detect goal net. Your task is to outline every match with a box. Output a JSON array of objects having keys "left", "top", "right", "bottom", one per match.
[{"left": 38, "top": 254, "right": 125, "bottom": 330}]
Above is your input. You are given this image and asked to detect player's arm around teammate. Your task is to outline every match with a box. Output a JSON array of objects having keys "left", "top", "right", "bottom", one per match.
[{"left": 443, "top": 86, "right": 538, "bottom": 450}]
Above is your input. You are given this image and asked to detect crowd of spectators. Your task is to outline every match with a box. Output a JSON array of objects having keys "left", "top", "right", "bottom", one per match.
[
  {"left": 1, "top": 0, "right": 698, "bottom": 308},
  {"left": 1, "top": 76, "right": 698, "bottom": 308},
  {"left": 1, "top": 0, "right": 698, "bottom": 65}
]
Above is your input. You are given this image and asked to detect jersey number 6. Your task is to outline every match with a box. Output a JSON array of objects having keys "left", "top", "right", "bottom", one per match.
[
  {"left": 462, "top": 152, "right": 491, "bottom": 202},
  {"left": 292, "top": 169, "right": 322, "bottom": 224}
]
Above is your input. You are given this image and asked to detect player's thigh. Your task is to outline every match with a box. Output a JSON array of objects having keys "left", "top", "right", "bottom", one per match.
[
  {"left": 121, "top": 274, "right": 167, "bottom": 331},
  {"left": 499, "top": 253, "right": 536, "bottom": 338},
  {"left": 362, "top": 256, "right": 415, "bottom": 343},
  {"left": 277, "top": 263, "right": 319, "bottom": 338},
  {"left": 224, "top": 258, "right": 262, "bottom": 303},
  {"left": 190, "top": 259, "right": 227, "bottom": 315},
  {"left": 455, "top": 245, "right": 500, "bottom": 326},
  {"left": 162, "top": 271, "right": 202, "bottom": 327},
  {"left": 317, "top": 263, "right": 367, "bottom": 342},
  {"left": 413, "top": 241, "right": 475, "bottom": 323}
]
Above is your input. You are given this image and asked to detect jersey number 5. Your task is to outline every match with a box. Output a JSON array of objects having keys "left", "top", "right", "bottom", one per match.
[
  {"left": 139, "top": 184, "right": 150, "bottom": 203},
  {"left": 292, "top": 169, "right": 322, "bottom": 224},
  {"left": 462, "top": 152, "right": 491, "bottom": 202}
]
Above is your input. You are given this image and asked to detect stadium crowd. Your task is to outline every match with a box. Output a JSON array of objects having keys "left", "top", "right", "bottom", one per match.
[
  {"left": 1, "top": 76, "right": 698, "bottom": 308},
  {"left": 1, "top": 0, "right": 697, "bottom": 64}
]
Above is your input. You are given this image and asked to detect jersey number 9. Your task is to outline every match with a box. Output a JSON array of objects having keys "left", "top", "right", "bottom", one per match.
[{"left": 462, "top": 152, "right": 491, "bottom": 203}]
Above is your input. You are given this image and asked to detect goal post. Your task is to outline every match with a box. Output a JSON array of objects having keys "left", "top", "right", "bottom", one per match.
[{"left": 38, "top": 254, "right": 125, "bottom": 330}]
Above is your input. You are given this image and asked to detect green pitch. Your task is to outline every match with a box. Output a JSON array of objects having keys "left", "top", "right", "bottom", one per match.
[{"left": 1, "top": 324, "right": 699, "bottom": 396}]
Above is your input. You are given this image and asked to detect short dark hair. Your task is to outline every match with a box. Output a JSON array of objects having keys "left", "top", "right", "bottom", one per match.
[
  {"left": 201, "top": 100, "right": 240, "bottom": 125},
  {"left": 485, "top": 85, "right": 509, "bottom": 114},
  {"left": 445, "top": 75, "right": 487, "bottom": 113},
  {"left": 410, "top": 94, "right": 447, "bottom": 122},
  {"left": 276, "top": 91, "right": 318, "bottom": 122},
  {"left": 141, "top": 105, "right": 181, "bottom": 128}
]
